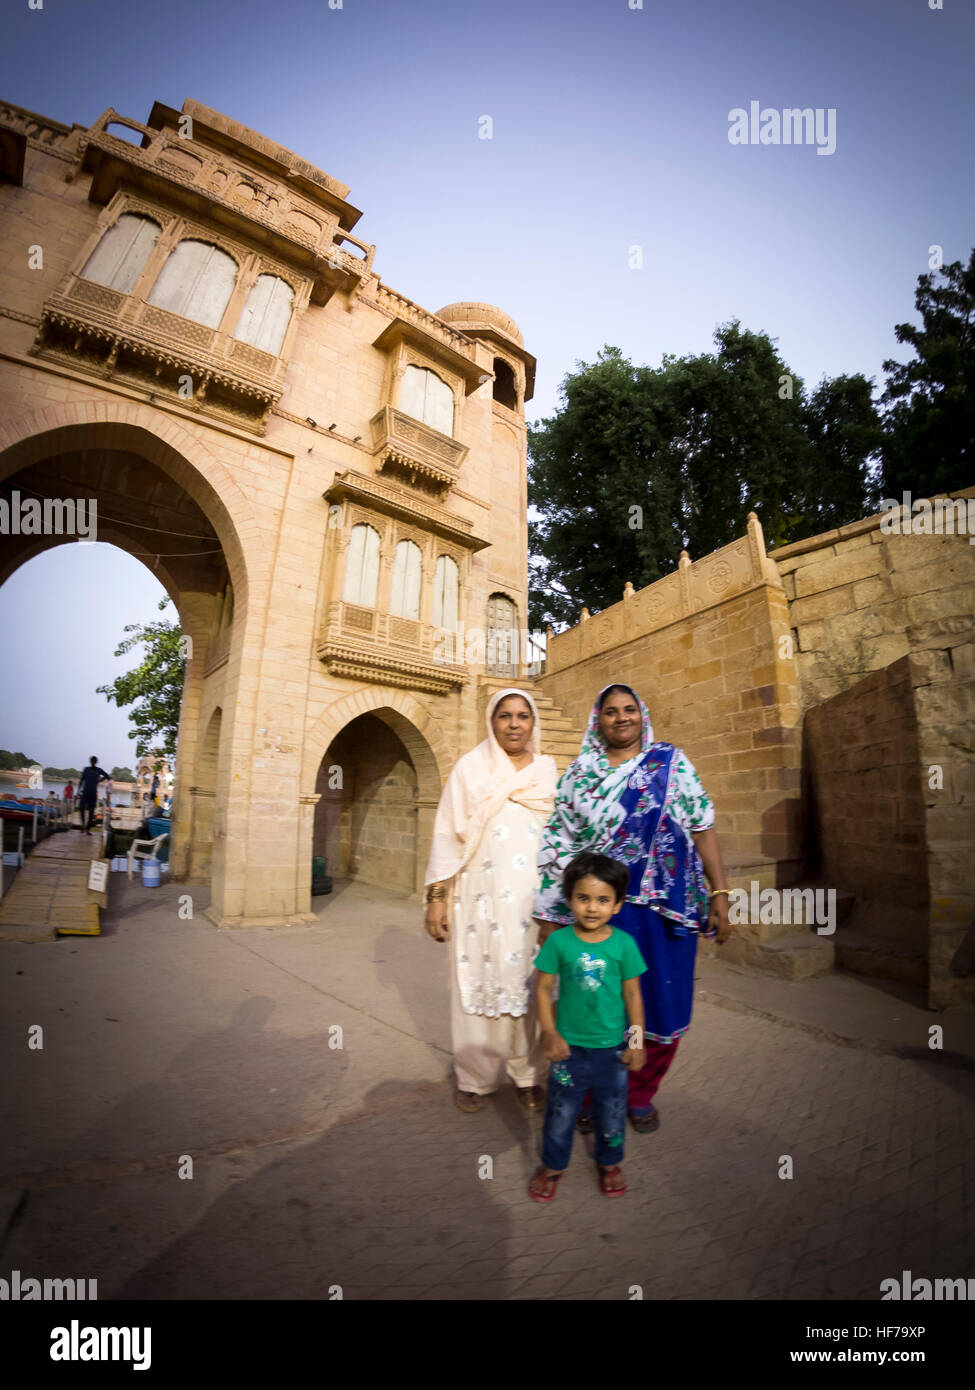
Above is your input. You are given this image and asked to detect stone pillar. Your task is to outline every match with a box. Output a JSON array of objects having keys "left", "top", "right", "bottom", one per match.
[{"left": 167, "top": 591, "right": 216, "bottom": 879}]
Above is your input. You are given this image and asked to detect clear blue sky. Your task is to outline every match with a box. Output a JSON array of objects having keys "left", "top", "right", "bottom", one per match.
[{"left": 1, "top": 0, "right": 972, "bottom": 767}]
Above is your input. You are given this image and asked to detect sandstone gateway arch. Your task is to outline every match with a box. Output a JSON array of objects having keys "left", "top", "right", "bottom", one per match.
[{"left": 0, "top": 97, "right": 549, "bottom": 925}]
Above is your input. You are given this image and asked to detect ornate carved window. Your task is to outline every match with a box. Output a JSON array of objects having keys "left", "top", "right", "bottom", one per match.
[
  {"left": 79, "top": 212, "right": 162, "bottom": 294},
  {"left": 389, "top": 539, "right": 422, "bottom": 620},
  {"left": 401, "top": 364, "right": 454, "bottom": 436},
  {"left": 342, "top": 523, "right": 381, "bottom": 607},
  {"left": 147, "top": 239, "right": 238, "bottom": 329},
  {"left": 233, "top": 273, "right": 294, "bottom": 356},
  {"left": 432, "top": 554, "right": 459, "bottom": 631},
  {"left": 486, "top": 592, "right": 518, "bottom": 676}
]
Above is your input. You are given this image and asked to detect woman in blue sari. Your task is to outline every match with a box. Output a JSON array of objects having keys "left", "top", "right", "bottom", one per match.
[{"left": 534, "top": 684, "right": 732, "bottom": 1130}]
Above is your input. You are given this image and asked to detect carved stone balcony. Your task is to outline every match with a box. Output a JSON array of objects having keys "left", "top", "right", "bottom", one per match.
[
  {"left": 369, "top": 406, "right": 468, "bottom": 497},
  {"left": 33, "top": 278, "right": 286, "bottom": 431},
  {"left": 75, "top": 105, "right": 374, "bottom": 305},
  {"left": 324, "top": 470, "right": 489, "bottom": 552},
  {"left": 317, "top": 603, "right": 468, "bottom": 696}
]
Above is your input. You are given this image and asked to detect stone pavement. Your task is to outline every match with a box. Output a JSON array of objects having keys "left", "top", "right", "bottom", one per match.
[{"left": 1, "top": 876, "right": 973, "bottom": 1300}]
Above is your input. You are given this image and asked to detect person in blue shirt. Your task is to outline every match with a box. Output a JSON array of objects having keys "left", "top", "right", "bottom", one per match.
[{"left": 76, "top": 757, "right": 109, "bottom": 834}]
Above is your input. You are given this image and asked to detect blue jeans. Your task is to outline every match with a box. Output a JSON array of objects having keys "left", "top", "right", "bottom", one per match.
[{"left": 541, "top": 1045, "right": 628, "bottom": 1171}]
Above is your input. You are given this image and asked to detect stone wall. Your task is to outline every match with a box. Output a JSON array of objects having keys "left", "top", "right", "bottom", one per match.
[
  {"left": 804, "top": 656, "right": 928, "bottom": 911},
  {"left": 772, "top": 498, "right": 975, "bottom": 1007},
  {"left": 771, "top": 490, "right": 975, "bottom": 710},
  {"left": 537, "top": 496, "right": 975, "bottom": 1007},
  {"left": 536, "top": 515, "right": 804, "bottom": 894}
]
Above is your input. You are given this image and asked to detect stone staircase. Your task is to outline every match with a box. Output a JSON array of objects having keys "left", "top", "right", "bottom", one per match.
[
  {"left": 705, "top": 882, "right": 930, "bottom": 988},
  {"left": 702, "top": 880, "right": 849, "bottom": 981}
]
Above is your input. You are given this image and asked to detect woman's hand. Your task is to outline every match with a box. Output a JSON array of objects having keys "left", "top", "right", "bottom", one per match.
[
  {"left": 710, "top": 892, "right": 732, "bottom": 943},
  {"left": 424, "top": 901, "right": 449, "bottom": 942},
  {"left": 541, "top": 1028, "right": 570, "bottom": 1062}
]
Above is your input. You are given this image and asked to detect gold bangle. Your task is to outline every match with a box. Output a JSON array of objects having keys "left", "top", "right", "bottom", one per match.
[
  {"left": 425, "top": 887, "right": 447, "bottom": 904},
  {"left": 709, "top": 888, "right": 730, "bottom": 898}
]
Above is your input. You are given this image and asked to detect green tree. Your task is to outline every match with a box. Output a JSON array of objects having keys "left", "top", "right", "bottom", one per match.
[
  {"left": 0, "top": 749, "right": 36, "bottom": 770},
  {"left": 881, "top": 249, "right": 975, "bottom": 499},
  {"left": 528, "top": 325, "right": 880, "bottom": 625},
  {"left": 43, "top": 766, "right": 81, "bottom": 779},
  {"left": 96, "top": 598, "right": 185, "bottom": 760},
  {"left": 110, "top": 766, "right": 136, "bottom": 782}
]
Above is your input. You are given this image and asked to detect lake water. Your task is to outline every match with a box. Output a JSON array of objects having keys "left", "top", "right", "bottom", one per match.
[{"left": 1, "top": 776, "right": 143, "bottom": 804}]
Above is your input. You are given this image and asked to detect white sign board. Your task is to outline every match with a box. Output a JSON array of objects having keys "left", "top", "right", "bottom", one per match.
[{"left": 88, "top": 860, "right": 108, "bottom": 893}]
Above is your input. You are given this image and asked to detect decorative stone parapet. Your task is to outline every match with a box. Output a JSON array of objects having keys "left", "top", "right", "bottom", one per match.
[
  {"left": 546, "top": 512, "right": 774, "bottom": 674},
  {"left": 369, "top": 405, "right": 468, "bottom": 495}
]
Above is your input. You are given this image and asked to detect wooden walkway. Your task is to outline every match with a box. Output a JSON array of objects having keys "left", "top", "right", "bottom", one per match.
[{"left": 0, "top": 830, "right": 107, "bottom": 941}]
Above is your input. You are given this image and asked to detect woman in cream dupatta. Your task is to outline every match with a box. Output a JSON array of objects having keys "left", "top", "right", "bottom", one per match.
[{"left": 424, "top": 689, "right": 557, "bottom": 1112}]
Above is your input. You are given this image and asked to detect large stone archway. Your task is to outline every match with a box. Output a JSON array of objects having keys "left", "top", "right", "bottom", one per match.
[{"left": 0, "top": 400, "right": 264, "bottom": 913}]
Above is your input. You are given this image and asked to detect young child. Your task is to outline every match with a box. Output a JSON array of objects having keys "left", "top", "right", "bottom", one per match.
[{"left": 529, "top": 851, "right": 647, "bottom": 1201}]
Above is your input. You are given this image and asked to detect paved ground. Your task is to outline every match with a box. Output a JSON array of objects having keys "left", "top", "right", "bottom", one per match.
[{"left": 1, "top": 873, "right": 973, "bottom": 1300}]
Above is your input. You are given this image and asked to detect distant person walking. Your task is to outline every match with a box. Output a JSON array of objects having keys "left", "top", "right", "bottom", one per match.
[
  {"left": 77, "top": 757, "right": 109, "bottom": 834},
  {"left": 63, "top": 781, "right": 74, "bottom": 804}
]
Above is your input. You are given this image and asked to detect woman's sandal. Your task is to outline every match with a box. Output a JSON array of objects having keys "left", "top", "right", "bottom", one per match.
[
  {"left": 528, "top": 1166, "right": 563, "bottom": 1202},
  {"left": 628, "top": 1106, "right": 660, "bottom": 1133},
  {"left": 454, "top": 1089, "right": 484, "bottom": 1113},
  {"left": 517, "top": 1085, "right": 543, "bottom": 1112},
  {"left": 598, "top": 1165, "right": 627, "bottom": 1197}
]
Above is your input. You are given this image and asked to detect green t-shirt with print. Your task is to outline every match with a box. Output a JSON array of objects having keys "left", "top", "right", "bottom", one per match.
[{"left": 534, "top": 927, "right": 647, "bottom": 1047}]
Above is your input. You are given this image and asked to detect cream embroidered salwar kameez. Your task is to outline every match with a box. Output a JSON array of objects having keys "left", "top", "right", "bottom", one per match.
[{"left": 425, "top": 688, "right": 557, "bottom": 1096}]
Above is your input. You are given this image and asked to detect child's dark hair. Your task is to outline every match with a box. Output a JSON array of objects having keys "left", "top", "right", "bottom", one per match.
[{"left": 563, "top": 851, "right": 628, "bottom": 904}]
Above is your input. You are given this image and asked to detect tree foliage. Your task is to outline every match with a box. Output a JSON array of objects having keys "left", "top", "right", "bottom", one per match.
[
  {"left": 880, "top": 249, "right": 975, "bottom": 499},
  {"left": 0, "top": 749, "right": 37, "bottom": 770},
  {"left": 528, "top": 325, "right": 882, "bottom": 627},
  {"left": 43, "top": 766, "right": 81, "bottom": 779},
  {"left": 96, "top": 598, "right": 185, "bottom": 761},
  {"left": 110, "top": 766, "right": 136, "bottom": 782}
]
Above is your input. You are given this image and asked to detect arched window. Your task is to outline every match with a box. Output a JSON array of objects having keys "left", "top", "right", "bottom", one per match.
[
  {"left": 401, "top": 364, "right": 454, "bottom": 435},
  {"left": 389, "top": 539, "right": 422, "bottom": 620},
  {"left": 147, "top": 239, "right": 238, "bottom": 328},
  {"left": 79, "top": 213, "right": 161, "bottom": 294},
  {"left": 233, "top": 274, "right": 294, "bottom": 355},
  {"left": 342, "top": 524, "right": 380, "bottom": 607},
  {"left": 492, "top": 357, "right": 518, "bottom": 409},
  {"left": 486, "top": 592, "right": 517, "bottom": 675},
  {"left": 432, "top": 554, "right": 458, "bottom": 630}
]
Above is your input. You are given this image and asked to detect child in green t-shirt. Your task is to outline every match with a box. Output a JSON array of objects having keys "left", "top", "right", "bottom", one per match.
[{"left": 529, "top": 852, "right": 647, "bottom": 1201}]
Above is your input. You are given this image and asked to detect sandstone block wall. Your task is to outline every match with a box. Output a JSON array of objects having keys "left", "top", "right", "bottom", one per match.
[
  {"left": 804, "top": 656, "right": 927, "bottom": 910},
  {"left": 772, "top": 499, "right": 975, "bottom": 1007},
  {"left": 536, "top": 518, "right": 804, "bottom": 892}
]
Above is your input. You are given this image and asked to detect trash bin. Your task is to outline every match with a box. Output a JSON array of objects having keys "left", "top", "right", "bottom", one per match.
[
  {"left": 311, "top": 855, "right": 333, "bottom": 896},
  {"left": 141, "top": 857, "right": 161, "bottom": 888}
]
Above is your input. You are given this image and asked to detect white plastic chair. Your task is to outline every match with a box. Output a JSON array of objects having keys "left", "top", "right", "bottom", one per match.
[{"left": 128, "top": 832, "right": 169, "bottom": 880}]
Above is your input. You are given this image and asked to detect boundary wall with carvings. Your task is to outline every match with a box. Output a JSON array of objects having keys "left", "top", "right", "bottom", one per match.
[
  {"left": 536, "top": 495, "right": 975, "bottom": 1009},
  {"left": 536, "top": 514, "right": 803, "bottom": 891}
]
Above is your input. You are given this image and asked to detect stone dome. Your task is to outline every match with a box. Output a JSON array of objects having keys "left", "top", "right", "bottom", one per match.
[{"left": 435, "top": 301, "right": 524, "bottom": 346}]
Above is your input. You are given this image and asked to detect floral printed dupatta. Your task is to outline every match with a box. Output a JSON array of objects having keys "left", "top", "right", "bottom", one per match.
[{"left": 534, "top": 686, "right": 710, "bottom": 935}]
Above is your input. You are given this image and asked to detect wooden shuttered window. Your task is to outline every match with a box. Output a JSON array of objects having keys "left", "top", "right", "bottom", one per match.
[
  {"left": 79, "top": 213, "right": 162, "bottom": 294},
  {"left": 147, "top": 240, "right": 238, "bottom": 328},
  {"left": 342, "top": 524, "right": 380, "bottom": 607}
]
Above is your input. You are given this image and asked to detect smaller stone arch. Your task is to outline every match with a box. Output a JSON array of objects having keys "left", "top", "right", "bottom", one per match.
[
  {"left": 303, "top": 688, "right": 453, "bottom": 899},
  {"left": 187, "top": 706, "right": 222, "bottom": 882}
]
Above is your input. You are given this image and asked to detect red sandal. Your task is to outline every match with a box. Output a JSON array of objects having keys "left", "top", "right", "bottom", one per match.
[
  {"left": 598, "top": 1165, "right": 627, "bottom": 1197},
  {"left": 528, "top": 1166, "right": 563, "bottom": 1202}
]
